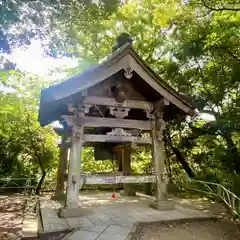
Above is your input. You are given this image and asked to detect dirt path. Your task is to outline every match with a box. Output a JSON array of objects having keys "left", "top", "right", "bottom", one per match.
[
  {"left": 132, "top": 193, "right": 240, "bottom": 240},
  {"left": 134, "top": 220, "right": 240, "bottom": 240},
  {"left": 0, "top": 194, "right": 27, "bottom": 240},
  {"left": 170, "top": 194, "right": 230, "bottom": 220}
]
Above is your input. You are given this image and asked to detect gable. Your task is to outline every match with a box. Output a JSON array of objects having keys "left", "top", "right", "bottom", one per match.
[
  {"left": 39, "top": 44, "right": 194, "bottom": 126},
  {"left": 86, "top": 71, "right": 147, "bottom": 101}
]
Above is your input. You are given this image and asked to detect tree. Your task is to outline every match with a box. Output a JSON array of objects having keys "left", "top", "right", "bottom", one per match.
[
  {"left": 0, "top": 71, "right": 58, "bottom": 193},
  {"left": 50, "top": 0, "right": 240, "bottom": 181},
  {"left": 1, "top": 0, "right": 240, "bottom": 194}
]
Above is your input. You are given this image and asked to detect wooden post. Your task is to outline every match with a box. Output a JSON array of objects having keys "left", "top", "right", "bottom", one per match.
[
  {"left": 59, "top": 108, "right": 86, "bottom": 217},
  {"left": 120, "top": 145, "right": 136, "bottom": 196},
  {"left": 52, "top": 136, "right": 68, "bottom": 200},
  {"left": 149, "top": 118, "right": 173, "bottom": 210}
]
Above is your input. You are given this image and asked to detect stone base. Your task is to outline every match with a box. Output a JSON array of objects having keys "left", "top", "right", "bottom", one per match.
[
  {"left": 149, "top": 200, "right": 174, "bottom": 210},
  {"left": 59, "top": 207, "right": 90, "bottom": 218},
  {"left": 51, "top": 192, "right": 66, "bottom": 201},
  {"left": 120, "top": 184, "right": 136, "bottom": 196},
  {"left": 120, "top": 189, "right": 136, "bottom": 196}
]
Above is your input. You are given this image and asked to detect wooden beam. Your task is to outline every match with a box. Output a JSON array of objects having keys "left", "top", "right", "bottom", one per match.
[
  {"left": 84, "top": 117, "right": 152, "bottom": 130},
  {"left": 83, "top": 134, "right": 152, "bottom": 144},
  {"left": 83, "top": 96, "right": 153, "bottom": 110},
  {"left": 80, "top": 175, "right": 155, "bottom": 185}
]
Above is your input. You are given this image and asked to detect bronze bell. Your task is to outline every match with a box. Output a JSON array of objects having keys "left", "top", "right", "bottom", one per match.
[
  {"left": 115, "top": 84, "right": 126, "bottom": 103},
  {"left": 94, "top": 143, "right": 115, "bottom": 161}
]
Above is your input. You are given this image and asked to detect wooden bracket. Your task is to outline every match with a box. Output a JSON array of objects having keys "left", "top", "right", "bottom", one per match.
[
  {"left": 153, "top": 98, "right": 170, "bottom": 119},
  {"left": 145, "top": 109, "right": 156, "bottom": 120},
  {"left": 109, "top": 107, "right": 130, "bottom": 118},
  {"left": 154, "top": 98, "right": 170, "bottom": 108}
]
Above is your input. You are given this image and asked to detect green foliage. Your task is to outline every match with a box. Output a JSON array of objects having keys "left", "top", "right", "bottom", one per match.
[
  {"left": 1, "top": 0, "right": 240, "bottom": 195},
  {"left": 0, "top": 71, "right": 58, "bottom": 191}
]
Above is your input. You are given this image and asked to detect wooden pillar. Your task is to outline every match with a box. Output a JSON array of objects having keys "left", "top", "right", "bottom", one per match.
[
  {"left": 59, "top": 107, "right": 85, "bottom": 217},
  {"left": 52, "top": 136, "right": 68, "bottom": 200},
  {"left": 149, "top": 118, "right": 173, "bottom": 210},
  {"left": 115, "top": 150, "right": 122, "bottom": 172},
  {"left": 120, "top": 145, "right": 136, "bottom": 196}
]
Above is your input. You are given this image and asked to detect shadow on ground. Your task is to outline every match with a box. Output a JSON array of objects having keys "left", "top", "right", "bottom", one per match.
[{"left": 131, "top": 219, "right": 240, "bottom": 240}]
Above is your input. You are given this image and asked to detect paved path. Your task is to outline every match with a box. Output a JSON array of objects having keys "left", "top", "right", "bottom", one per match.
[{"left": 39, "top": 192, "right": 213, "bottom": 240}]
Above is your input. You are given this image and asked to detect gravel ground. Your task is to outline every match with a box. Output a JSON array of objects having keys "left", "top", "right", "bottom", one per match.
[
  {"left": 132, "top": 219, "right": 240, "bottom": 240},
  {"left": 0, "top": 194, "right": 27, "bottom": 240}
]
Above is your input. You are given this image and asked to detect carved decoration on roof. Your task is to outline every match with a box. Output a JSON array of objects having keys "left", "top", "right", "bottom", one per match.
[
  {"left": 109, "top": 107, "right": 130, "bottom": 118},
  {"left": 68, "top": 103, "right": 91, "bottom": 115},
  {"left": 107, "top": 128, "right": 132, "bottom": 136},
  {"left": 66, "top": 103, "right": 92, "bottom": 127},
  {"left": 124, "top": 65, "right": 133, "bottom": 79},
  {"left": 78, "top": 104, "right": 92, "bottom": 114}
]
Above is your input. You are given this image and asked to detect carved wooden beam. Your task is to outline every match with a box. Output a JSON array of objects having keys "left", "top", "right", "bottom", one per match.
[
  {"left": 60, "top": 116, "right": 153, "bottom": 132},
  {"left": 83, "top": 96, "right": 153, "bottom": 110},
  {"left": 83, "top": 117, "right": 152, "bottom": 130}
]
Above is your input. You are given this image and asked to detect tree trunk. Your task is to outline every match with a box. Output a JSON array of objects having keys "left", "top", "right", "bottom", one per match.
[
  {"left": 35, "top": 171, "right": 47, "bottom": 195},
  {"left": 171, "top": 146, "right": 195, "bottom": 178},
  {"left": 164, "top": 143, "right": 172, "bottom": 180},
  {"left": 165, "top": 132, "right": 195, "bottom": 178},
  {"left": 223, "top": 133, "right": 240, "bottom": 173}
]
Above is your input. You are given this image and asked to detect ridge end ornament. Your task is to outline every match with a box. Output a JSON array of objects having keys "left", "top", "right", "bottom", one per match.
[{"left": 124, "top": 65, "right": 133, "bottom": 79}]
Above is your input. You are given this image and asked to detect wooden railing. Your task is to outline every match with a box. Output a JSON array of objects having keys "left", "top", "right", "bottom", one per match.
[{"left": 189, "top": 179, "right": 240, "bottom": 217}]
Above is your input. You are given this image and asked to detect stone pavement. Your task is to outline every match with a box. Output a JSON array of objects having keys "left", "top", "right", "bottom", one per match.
[{"left": 39, "top": 192, "right": 213, "bottom": 240}]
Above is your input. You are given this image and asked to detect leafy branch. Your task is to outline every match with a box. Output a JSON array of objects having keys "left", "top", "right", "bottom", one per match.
[{"left": 201, "top": 0, "right": 240, "bottom": 12}]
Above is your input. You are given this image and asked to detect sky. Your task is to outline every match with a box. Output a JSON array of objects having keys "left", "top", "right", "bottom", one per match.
[
  {"left": 8, "top": 39, "right": 78, "bottom": 77},
  {"left": 2, "top": 39, "right": 79, "bottom": 128}
]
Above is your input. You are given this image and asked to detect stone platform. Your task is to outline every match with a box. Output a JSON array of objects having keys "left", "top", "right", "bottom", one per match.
[{"left": 38, "top": 191, "right": 214, "bottom": 240}]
